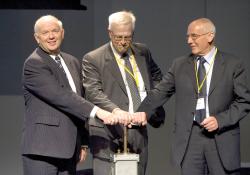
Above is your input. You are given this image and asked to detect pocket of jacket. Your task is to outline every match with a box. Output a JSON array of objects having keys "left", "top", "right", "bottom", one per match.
[
  {"left": 230, "top": 128, "right": 240, "bottom": 135},
  {"left": 35, "top": 116, "right": 60, "bottom": 126},
  {"left": 88, "top": 118, "right": 104, "bottom": 128}
]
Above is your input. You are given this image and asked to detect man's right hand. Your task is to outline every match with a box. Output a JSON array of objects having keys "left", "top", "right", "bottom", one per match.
[
  {"left": 112, "top": 108, "right": 132, "bottom": 126},
  {"left": 96, "top": 108, "right": 118, "bottom": 125}
]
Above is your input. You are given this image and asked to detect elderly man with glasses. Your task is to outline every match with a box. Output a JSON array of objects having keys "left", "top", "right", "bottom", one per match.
[
  {"left": 82, "top": 11, "right": 165, "bottom": 175},
  {"left": 137, "top": 18, "right": 250, "bottom": 175}
]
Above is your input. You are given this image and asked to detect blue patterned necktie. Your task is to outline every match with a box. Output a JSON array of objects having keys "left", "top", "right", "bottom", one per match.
[
  {"left": 194, "top": 56, "right": 207, "bottom": 123},
  {"left": 121, "top": 53, "right": 141, "bottom": 112}
]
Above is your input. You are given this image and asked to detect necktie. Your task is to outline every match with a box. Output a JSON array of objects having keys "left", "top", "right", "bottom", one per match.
[
  {"left": 195, "top": 56, "right": 207, "bottom": 123},
  {"left": 121, "top": 53, "right": 141, "bottom": 112},
  {"left": 55, "top": 56, "right": 66, "bottom": 75}
]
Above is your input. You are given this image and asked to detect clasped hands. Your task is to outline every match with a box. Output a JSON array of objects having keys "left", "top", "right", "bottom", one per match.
[{"left": 96, "top": 108, "right": 147, "bottom": 127}]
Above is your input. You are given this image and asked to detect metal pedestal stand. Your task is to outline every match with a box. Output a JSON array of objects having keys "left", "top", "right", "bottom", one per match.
[{"left": 112, "top": 126, "right": 139, "bottom": 175}]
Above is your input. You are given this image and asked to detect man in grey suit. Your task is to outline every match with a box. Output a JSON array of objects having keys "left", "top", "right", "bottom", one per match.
[
  {"left": 82, "top": 11, "right": 165, "bottom": 175},
  {"left": 22, "top": 15, "right": 122, "bottom": 175},
  {"left": 137, "top": 18, "right": 250, "bottom": 175}
]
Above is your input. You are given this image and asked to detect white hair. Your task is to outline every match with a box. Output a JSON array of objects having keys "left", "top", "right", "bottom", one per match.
[
  {"left": 34, "top": 15, "right": 63, "bottom": 33},
  {"left": 108, "top": 11, "right": 136, "bottom": 31}
]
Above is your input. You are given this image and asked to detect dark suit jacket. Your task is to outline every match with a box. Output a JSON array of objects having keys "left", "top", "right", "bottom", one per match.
[
  {"left": 137, "top": 50, "right": 250, "bottom": 171},
  {"left": 82, "top": 43, "right": 165, "bottom": 158},
  {"left": 22, "top": 47, "right": 94, "bottom": 159}
]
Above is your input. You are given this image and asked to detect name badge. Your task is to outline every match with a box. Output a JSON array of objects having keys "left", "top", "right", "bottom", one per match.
[{"left": 196, "top": 98, "right": 205, "bottom": 110}]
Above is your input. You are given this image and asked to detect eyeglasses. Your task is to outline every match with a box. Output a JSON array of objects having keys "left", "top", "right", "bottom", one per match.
[
  {"left": 186, "top": 32, "right": 210, "bottom": 40},
  {"left": 110, "top": 32, "right": 133, "bottom": 42}
]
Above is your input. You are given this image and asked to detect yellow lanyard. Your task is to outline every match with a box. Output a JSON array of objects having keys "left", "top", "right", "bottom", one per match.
[
  {"left": 195, "top": 48, "right": 217, "bottom": 93},
  {"left": 114, "top": 54, "right": 140, "bottom": 87}
]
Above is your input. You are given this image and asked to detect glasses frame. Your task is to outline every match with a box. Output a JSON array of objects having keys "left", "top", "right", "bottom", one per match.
[
  {"left": 110, "top": 31, "right": 133, "bottom": 42},
  {"left": 186, "top": 32, "right": 211, "bottom": 40}
]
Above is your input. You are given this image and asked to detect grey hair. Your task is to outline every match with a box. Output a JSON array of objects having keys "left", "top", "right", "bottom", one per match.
[
  {"left": 34, "top": 15, "right": 63, "bottom": 33},
  {"left": 108, "top": 11, "right": 136, "bottom": 31}
]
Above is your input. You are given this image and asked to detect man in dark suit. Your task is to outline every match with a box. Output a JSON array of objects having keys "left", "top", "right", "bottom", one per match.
[
  {"left": 137, "top": 18, "right": 250, "bottom": 175},
  {"left": 22, "top": 15, "right": 122, "bottom": 175},
  {"left": 82, "top": 11, "right": 165, "bottom": 175}
]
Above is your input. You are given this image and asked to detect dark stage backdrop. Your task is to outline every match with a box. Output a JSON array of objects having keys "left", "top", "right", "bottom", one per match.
[{"left": 0, "top": 0, "right": 249, "bottom": 174}]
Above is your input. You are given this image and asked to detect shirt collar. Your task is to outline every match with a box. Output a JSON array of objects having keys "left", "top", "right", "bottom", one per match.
[
  {"left": 50, "top": 54, "right": 61, "bottom": 60},
  {"left": 202, "top": 46, "right": 216, "bottom": 65}
]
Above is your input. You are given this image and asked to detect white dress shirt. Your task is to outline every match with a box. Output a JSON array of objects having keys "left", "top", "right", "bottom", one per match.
[
  {"left": 196, "top": 46, "right": 217, "bottom": 117},
  {"left": 50, "top": 55, "right": 77, "bottom": 93},
  {"left": 50, "top": 54, "right": 98, "bottom": 118},
  {"left": 110, "top": 42, "right": 147, "bottom": 113}
]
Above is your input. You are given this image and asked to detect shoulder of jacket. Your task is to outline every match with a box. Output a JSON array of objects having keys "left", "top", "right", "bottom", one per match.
[{"left": 132, "top": 42, "right": 148, "bottom": 50}]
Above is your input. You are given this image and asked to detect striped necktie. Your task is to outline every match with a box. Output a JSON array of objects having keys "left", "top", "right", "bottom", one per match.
[
  {"left": 121, "top": 53, "right": 141, "bottom": 112},
  {"left": 194, "top": 56, "right": 207, "bottom": 124},
  {"left": 55, "top": 56, "right": 66, "bottom": 75}
]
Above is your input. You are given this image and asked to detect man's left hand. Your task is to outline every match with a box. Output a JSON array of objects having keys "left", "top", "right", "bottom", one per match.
[
  {"left": 131, "top": 112, "right": 147, "bottom": 126},
  {"left": 201, "top": 116, "right": 218, "bottom": 132},
  {"left": 78, "top": 147, "right": 88, "bottom": 163}
]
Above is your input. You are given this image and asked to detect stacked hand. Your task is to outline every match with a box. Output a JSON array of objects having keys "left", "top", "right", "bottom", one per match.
[
  {"left": 96, "top": 108, "right": 147, "bottom": 126},
  {"left": 96, "top": 108, "right": 118, "bottom": 125},
  {"left": 112, "top": 108, "right": 147, "bottom": 127},
  {"left": 131, "top": 112, "right": 147, "bottom": 126},
  {"left": 112, "top": 108, "right": 132, "bottom": 126}
]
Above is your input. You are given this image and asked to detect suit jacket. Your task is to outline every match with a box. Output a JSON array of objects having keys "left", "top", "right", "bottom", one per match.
[
  {"left": 82, "top": 43, "right": 165, "bottom": 158},
  {"left": 22, "top": 47, "right": 94, "bottom": 159},
  {"left": 137, "top": 50, "right": 250, "bottom": 171}
]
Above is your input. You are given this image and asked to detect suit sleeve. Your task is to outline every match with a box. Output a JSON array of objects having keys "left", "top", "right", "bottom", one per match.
[
  {"left": 147, "top": 50, "right": 163, "bottom": 85},
  {"left": 23, "top": 57, "right": 95, "bottom": 121},
  {"left": 216, "top": 59, "right": 250, "bottom": 132},
  {"left": 137, "top": 59, "right": 176, "bottom": 118},
  {"left": 144, "top": 48, "right": 167, "bottom": 127},
  {"left": 82, "top": 54, "right": 119, "bottom": 112}
]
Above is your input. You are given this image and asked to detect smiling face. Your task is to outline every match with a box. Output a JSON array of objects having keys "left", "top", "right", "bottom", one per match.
[
  {"left": 186, "top": 20, "right": 215, "bottom": 56},
  {"left": 34, "top": 17, "right": 64, "bottom": 55}
]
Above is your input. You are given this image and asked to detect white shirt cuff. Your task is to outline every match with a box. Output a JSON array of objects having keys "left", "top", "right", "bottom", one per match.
[{"left": 90, "top": 106, "right": 99, "bottom": 118}]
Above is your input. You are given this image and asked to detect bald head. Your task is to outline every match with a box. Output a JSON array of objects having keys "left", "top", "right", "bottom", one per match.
[
  {"left": 188, "top": 18, "right": 216, "bottom": 35},
  {"left": 187, "top": 18, "right": 216, "bottom": 55}
]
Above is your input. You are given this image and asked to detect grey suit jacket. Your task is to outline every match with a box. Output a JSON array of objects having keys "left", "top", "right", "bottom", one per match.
[
  {"left": 22, "top": 47, "right": 94, "bottom": 159},
  {"left": 137, "top": 50, "right": 250, "bottom": 171},
  {"left": 82, "top": 43, "right": 165, "bottom": 157}
]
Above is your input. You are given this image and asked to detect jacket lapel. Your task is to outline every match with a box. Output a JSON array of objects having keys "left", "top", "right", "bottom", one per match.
[
  {"left": 185, "top": 51, "right": 225, "bottom": 97},
  {"left": 37, "top": 47, "right": 58, "bottom": 71},
  {"left": 105, "top": 44, "right": 128, "bottom": 95},
  {"left": 208, "top": 51, "right": 225, "bottom": 96},
  {"left": 61, "top": 53, "right": 82, "bottom": 95},
  {"left": 37, "top": 48, "right": 72, "bottom": 91},
  {"left": 130, "top": 45, "right": 150, "bottom": 90},
  {"left": 186, "top": 55, "right": 198, "bottom": 94}
]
